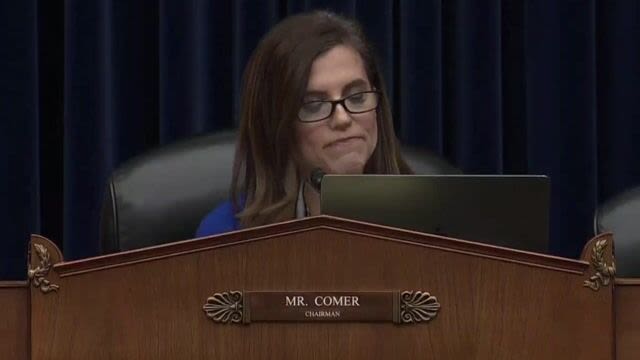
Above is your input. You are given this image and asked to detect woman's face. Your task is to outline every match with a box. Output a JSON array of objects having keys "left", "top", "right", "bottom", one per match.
[{"left": 294, "top": 45, "right": 378, "bottom": 177}]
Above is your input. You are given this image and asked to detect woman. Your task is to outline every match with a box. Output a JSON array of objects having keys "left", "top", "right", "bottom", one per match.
[{"left": 196, "top": 10, "right": 412, "bottom": 237}]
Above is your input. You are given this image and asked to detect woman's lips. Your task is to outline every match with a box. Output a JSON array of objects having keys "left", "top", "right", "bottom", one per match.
[
  {"left": 324, "top": 136, "right": 364, "bottom": 151},
  {"left": 325, "top": 136, "right": 363, "bottom": 147}
]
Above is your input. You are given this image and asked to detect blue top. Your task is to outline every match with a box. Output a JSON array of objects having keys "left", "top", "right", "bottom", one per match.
[{"left": 195, "top": 200, "right": 241, "bottom": 237}]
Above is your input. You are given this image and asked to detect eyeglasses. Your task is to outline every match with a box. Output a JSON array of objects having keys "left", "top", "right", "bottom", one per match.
[{"left": 297, "top": 91, "right": 380, "bottom": 123}]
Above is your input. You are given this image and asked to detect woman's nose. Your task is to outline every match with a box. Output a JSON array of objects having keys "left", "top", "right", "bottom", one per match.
[{"left": 329, "top": 103, "right": 352, "bottom": 129}]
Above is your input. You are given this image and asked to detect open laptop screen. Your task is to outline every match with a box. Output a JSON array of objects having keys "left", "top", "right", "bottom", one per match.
[{"left": 320, "top": 175, "right": 550, "bottom": 253}]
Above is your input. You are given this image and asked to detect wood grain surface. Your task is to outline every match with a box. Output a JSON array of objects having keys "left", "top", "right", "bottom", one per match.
[
  {"left": 28, "top": 216, "right": 615, "bottom": 359},
  {"left": 615, "top": 278, "right": 640, "bottom": 360},
  {"left": 0, "top": 281, "right": 29, "bottom": 360}
]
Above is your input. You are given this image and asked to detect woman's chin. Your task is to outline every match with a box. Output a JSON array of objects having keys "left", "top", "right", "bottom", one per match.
[{"left": 326, "top": 157, "right": 366, "bottom": 174}]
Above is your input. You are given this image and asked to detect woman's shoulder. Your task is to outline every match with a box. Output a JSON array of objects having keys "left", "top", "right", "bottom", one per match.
[{"left": 195, "top": 200, "right": 240, "bottom": 238}]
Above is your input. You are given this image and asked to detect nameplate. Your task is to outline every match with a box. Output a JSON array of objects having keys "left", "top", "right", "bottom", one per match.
[{"left": 202, "top": 291, "right": 440, "bottom": 325}]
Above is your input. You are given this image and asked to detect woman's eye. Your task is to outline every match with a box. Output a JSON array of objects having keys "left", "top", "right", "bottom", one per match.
[
  {"left": 348, "top": 93, "right": 366, "bottom": 103},
  {"left": 301, "top": 102, "right": 325, "bottom": 113}
]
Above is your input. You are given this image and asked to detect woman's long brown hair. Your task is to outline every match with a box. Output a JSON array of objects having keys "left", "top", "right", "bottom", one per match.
[{"left": 231, "top": 11, "right": 412, "bottom": 228}]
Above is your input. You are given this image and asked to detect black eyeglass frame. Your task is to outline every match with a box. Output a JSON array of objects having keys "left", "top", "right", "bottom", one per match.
[{"left": 297, "top": 90, "right": 381, "bottom": 123}]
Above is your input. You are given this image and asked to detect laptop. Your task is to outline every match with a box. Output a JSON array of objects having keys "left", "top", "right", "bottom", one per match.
[{"left": 320, "top": 175, "right": 550, "bottom": 253}]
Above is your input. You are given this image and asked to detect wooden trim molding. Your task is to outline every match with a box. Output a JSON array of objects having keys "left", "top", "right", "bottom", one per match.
[
  {"left": 615, "top": 278, "right": 640, "bottom": 286},
  {"left": 0, "top": 281, "right": 28, "bottom": 288},
  {"left": 47, "top": 216, "right": 590, "bottom": 277}
]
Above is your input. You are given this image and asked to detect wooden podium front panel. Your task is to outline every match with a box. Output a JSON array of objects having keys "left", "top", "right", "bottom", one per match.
[
  {"left": 615, "top": 279, "right": 640, "bottom": 360},
  {"left": 29, "top": 218, "right": 614, "bottom": 359},
  {"left": 0, "top": 282, "right": 29, "bottom": 360}
]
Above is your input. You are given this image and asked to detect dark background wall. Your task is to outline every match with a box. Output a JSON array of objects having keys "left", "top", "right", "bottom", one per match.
[{"left": 2, "top": 0, "right": 639, "bottom": 279}]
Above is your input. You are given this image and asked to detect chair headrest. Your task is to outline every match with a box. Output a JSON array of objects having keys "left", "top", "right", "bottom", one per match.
[
  {"left": 402, "top": 146, "right": 462, "bottom": 175},
  {"left": 595, "top": 185, "right": 640, "bottom": 277},
  {"left": 100, "top": 131, "right": 236, "bottom": 253}
]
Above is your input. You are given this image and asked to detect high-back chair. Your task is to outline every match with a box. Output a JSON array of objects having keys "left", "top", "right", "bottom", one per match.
[
  {"left": 100, "top": 131, "right": 462, "bottom": 253},
  {"left": 594, "top": 185, "right": 640, "bottom": 277}
]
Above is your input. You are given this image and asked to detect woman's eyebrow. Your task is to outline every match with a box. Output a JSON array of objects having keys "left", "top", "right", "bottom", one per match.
[
  {"left": 304, "top": 90, "right": 327, "bottom": 98},
  {"left": 304, "top": 78, "right": 370, "bottom": 99},
  {"left": 342, "top": 78, "right": 369, "bottom": 94}
]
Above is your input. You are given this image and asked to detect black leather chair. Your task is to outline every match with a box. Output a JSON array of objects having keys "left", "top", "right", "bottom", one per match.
[
  {"left": 100, "top": 131, "right": 462, "bottom": 253},
  {"left": 594, "top": 185, "right": 640, "bottom": 277}
]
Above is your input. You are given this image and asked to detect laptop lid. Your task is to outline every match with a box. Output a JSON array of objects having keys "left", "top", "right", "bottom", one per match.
[{"left": 320, "top": 175, "right": 550, "bottom": 253}]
